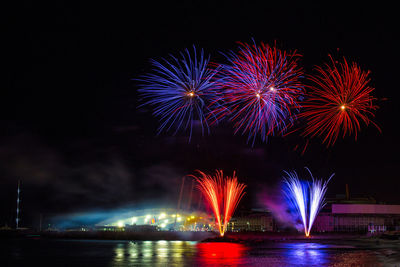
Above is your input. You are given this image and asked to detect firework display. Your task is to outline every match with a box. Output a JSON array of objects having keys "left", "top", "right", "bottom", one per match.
[
  {"left": 138, "top": 47, "right": 223, "bottom": 140},
  {"left": 221, "top": 42, "right": 304, "bottom": 144},
  {"left": 283, "top": 168, "right": 333, "bottom": 236},
  {"left": 301, "top": 56, "right": 380, "bottom": 146},
  {"left": 283, "top": 171, "right": 308, "bottom": 236},
  {"left": 138, "top": 42, "right": 381, "bottom": 148},
  {"left": 192, "top": 170, "right": 246, "bottom": 236}
]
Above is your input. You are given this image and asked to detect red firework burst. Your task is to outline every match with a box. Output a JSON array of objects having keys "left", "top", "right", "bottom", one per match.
[{"left": 301, "top": 56, "right": 380, "bottom": 146}]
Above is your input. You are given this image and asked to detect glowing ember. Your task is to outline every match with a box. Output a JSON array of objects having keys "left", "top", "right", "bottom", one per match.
[{"left": 192, "top": 170, "right": 246, "bottom": 237}]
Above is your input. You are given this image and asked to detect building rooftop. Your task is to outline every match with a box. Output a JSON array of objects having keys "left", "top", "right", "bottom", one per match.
[{"left": 332, "top": 204, "right": 400, "bottom": 214}]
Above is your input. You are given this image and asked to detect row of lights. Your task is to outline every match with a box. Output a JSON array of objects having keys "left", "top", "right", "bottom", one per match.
[{"left": 116, "top": 212, "right": 198, "bottom": 227}]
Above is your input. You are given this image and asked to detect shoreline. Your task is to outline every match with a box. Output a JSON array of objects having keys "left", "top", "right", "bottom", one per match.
[{"left": 2, "top": 229, "right": 398, "bottom": 244}]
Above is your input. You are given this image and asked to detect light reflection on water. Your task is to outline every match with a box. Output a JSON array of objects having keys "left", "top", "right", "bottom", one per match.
[
  {"left": 243, "top": 242, "right": 382, "bottom": 267},
  {"left": 110, "top": 240, "right": 383, "bottom": 267},
  {"left": 112, "top": 240, "right": 198, "bottom": 266},
  {"left": 282, "top": 243, "right": 329, "bottom": 266},
  {"left": 196, "top": 242, "right": 247, "bottom": 266},
  {"left": 2, "top": 239, "right": 392, "bottom": 266}
]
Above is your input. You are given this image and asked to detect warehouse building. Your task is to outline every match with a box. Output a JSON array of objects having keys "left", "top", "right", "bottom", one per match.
[{"left": 313, "top": 203, "right": 400, "bottom": 233}]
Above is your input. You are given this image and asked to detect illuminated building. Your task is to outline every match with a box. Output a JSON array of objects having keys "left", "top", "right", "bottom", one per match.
[
  {"left": 227, "top": 209, "right": 274, "bottom": 232},
  {"left": 313, "top": 186, "right": 400, "bottom": 233},
  {"left": 95, "top": 208, "right": 211, "bottom": 231}
]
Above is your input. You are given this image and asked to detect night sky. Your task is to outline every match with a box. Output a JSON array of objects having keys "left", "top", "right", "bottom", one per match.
[{"left": 2, "top": 2, "right": 399, "bottom": 227}]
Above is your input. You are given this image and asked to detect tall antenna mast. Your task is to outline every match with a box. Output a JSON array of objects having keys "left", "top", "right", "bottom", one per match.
[{"left": 16, "top": 180, "right": 21, "bottom": 229}]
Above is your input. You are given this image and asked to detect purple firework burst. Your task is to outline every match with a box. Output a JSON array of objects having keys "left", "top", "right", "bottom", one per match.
[{"left": 221, "top": 41, "right": 304, "bottom": 144}]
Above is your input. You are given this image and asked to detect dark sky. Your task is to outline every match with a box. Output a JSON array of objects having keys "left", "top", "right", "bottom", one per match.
[{"left": 2, "top": 1, "right": 399, "bottom": 227}]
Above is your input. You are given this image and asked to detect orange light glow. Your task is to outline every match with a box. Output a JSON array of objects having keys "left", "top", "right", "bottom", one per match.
[{"left": 192, "top": 170, "right": 246, "bottom": 237}]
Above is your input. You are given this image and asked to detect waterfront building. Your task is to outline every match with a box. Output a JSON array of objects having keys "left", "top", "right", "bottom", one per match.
[
  {"left": 227, "top": 209, "right": 274, "bottom": 232},
  {"left": 311, "top": 186, "right": 400, "bottom": 233}
]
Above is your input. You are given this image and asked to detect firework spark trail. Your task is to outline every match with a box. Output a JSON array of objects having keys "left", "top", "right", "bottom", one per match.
[
  {"left": 221, "top": 41, "right": 304, "bottom": 144},
  {"left": 283, "top": 168, "right": 333, "bottom": 237},
  {"left": 308, "top": 178, "right": 332, "bottom": 235},
  {"left": 192, "top": 170, "right": 246, "bottom": 237},
  {"left": 138, "top": 47, "right": 224, "bottom": 141},
  {"left": 283, "top": 171, "right": 308, "bottom": 236},
  {"left": 193, "top": 170, "right": 224, "bottom": 235},
  {"left": 223, "top": 173, "right": 247, "bottom": 234},
  {"left": 301, "top": 55, "right": 380, "bottom": 146}
]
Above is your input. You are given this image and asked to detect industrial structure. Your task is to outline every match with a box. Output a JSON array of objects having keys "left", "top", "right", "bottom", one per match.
[
  {"left": 313, "top": 203, "right": 400, "bottom": 233},
  {"left": 313, "top": 185, "right": 400, "bottom": 233}
]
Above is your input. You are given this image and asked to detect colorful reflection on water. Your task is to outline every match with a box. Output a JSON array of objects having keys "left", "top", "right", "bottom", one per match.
[
  {"left": 244, "top": 242, "right": 382, "bottom": 266},
  {"left": 282, "top": 243, "right": 329, "bottom": 266},
  {"left": 2, "top": 239, "right": 395, "bottom": 266},
  {"left": 112, "top": 240, "right": 198, "bottom": 266},
  {"left": 110, "top": 240, "right": 383, "bottom": 266},
  {"left": 196, "top": 242, "right": 247, "bottom": 266},
  {"left": 112, "top": 241, "right": 249, "bottom": 266}
]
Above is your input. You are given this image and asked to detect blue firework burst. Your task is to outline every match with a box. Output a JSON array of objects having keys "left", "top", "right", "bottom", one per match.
[{"left": 138, "top": 47, "right": 224, "bottom": 140}]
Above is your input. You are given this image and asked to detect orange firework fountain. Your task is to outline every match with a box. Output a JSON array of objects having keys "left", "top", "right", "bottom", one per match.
[{"left": 192, "top": 170, "right": 246, "bottom": 237}]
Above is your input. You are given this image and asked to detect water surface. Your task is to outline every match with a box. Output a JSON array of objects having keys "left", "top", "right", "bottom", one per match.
[{"left": 2, "top": 238, "right": 399, "bottom": 266}]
